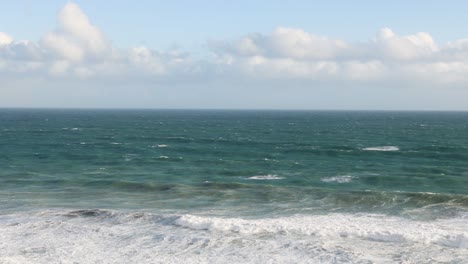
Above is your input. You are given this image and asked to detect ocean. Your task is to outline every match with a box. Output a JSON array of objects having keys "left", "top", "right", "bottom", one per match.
[{"left": 0, "top": 109, "right": 467, "bottom": 263}]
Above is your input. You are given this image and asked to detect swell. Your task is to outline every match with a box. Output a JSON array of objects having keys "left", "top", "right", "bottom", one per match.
[{"left": 2, "top": 179, "right": 468, "bottom": 217}]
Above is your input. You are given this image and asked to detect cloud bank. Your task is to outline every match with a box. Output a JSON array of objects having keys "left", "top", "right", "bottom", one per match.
[
  {"left": 1, "top": 2, "right": 468, "bottom": 109},
  {"left": 209, "top": 26, "right": 468, "bottom": 83}
]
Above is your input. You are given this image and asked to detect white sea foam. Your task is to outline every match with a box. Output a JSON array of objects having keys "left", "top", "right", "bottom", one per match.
[
  {"left": 158, "top": 156, "right": 169, "bottom": 159},
  {"left": 321, "top": 175, "right": 354, "bottom": 183},
  {"left": 174, "top": 213, "right": 468, "bottom": 248},
  {"left": 0, "top": 210, "right": 467, "bottom": 263},
  {"left": 123, "top": 154, "right": 138, "bottom": 161},
  {"left": 246, "top": 174, "right": 284, "bottom": 180},
  {"left": 362, "top": 146, "right": 399, "bottom": 151}
]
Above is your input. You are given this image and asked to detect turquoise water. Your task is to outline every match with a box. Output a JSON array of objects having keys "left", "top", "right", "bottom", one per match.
[
  {"left": 2, "top": 109, "right": 468, "bottom": 215},
  {"left": 1, "top": 109, "right": 468, "bottom": 263}
]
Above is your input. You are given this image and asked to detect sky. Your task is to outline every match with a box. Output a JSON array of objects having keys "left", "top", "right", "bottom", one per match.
[{"left": 1, "top": 1, "right": 468, "bottom": 110}]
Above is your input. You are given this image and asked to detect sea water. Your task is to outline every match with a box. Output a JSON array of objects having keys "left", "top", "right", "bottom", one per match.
[{"left": 0, "top": 109, "right": 467, "bottom": 263}]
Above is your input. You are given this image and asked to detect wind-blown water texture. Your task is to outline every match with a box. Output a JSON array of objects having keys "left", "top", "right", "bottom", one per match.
[{"left": 1, "top": 109, "right": 468, "bottom": 263}]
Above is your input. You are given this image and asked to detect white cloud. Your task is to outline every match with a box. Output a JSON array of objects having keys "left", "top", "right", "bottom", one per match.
[
  {"left": 49, "top": 60, "right": 70, "bottom": 75},
  {"left": 0, "top": 40, "right": 44, "bottom": 61},
  {"left": 57, "top": 3, "right": 108, "bottom": 55},
  {"left": 210, "top": 27, "right": 348, "bottom": 60},
  {"left": 269, "top": 27, "right": 348, "bottom": 59},
  {"left": 40, "top": 2, "right": 110, "bottom": 62},
  {"left": 1, "top": 1, "right": 468, "bottom": 88},
  {"left": 211, "top": 27, "right": 468, "bottom": 83},
  {"left": 237, "top": 37, "right": 262, "bottom": 56},
  {"left": 128, "top": 47, "right": 166, "bottom": 74},
  {"left": 402, "top": 62, "right": 468, "bottom": 83},
  {"left": 41, "top": 32, "right": 85, "bottom": 62},
  {"left": 0, "top": 32, "right": 13, "bottom": 46},
  {"left": 343, "top": 61, "right": 386, "bottom": 81},
  {"left": 375, "top": 28, "right": 438, "bottom": 60}
]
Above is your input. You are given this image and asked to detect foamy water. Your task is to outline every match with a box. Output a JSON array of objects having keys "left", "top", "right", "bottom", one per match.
[
  {"left": 362, "top": 146, "right": 400, "bottom": 151},
  {"left": 321, "top": 175, "right": 354, "bottom": 183},
  {"left": 246, "top": 174, "right": 284, "bottom": 180},
  {"left": 1, "top": 210, "right": 467, "bottom": 263}
]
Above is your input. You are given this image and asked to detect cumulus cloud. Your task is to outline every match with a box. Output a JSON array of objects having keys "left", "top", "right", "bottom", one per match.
[
  {"left": 269, "top": 27, "right": 348, "bottom": 59},
  {"left": 375, "top": 27, "right": 438, "bottom": 60},
  {"left": 0, "top": 2, "right": 191, "bottom": 79},
  {"left": 40, "top": 2, "right": 109, "bottom": 62},
  {"left": 1, "top": 1, "right": 468, "bottom": 87},
  {"left": 211, "top": 27, "right": 468, "bottom": 83},
  {"left": 0, "top": 40, "right": 43, "bottom": 61},
  {"left": 128, "top": 47, "right": 166, "bottom": 75},
  {"left": 210, "top": 27, "right": 348, "bottom": 60}
]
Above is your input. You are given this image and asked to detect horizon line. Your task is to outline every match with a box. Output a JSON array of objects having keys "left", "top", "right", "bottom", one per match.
[{"left": 1, "top": 107, "right": 468, "bottom": 112}]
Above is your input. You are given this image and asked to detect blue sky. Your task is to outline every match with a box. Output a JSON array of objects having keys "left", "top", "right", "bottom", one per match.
[
  {"left": 2, "top": 1, "right": 467, "bottom": 50},
  {"left": 1, "top": 1, "right": 468, "bottom": 109}
]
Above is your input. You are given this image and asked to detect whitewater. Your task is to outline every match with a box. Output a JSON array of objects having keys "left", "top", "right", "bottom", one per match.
[{"left": 1, "top": 209, "right": 467, "bottom": 263}]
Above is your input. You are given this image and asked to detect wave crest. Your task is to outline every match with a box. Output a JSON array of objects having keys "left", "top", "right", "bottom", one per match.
[
  {"left": 321, "top": 175, "right": 354, "bottom": 183},
  {"left": 246, "top": 174, "right": 284, "bottom": 180},
  {"left": 363, "top": 146, "right": 399, "bottom": 151}
]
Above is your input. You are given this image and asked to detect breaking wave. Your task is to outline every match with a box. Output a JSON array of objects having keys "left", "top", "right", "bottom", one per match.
[
  {"left": 246, "top": 174, "right": 284, "bottom": 180},
  {"left": 1, "top": 209, "right": 467, "bottom": 263},
  {"left": 362, "top": 146, "right": 400, "bottom": 151}
]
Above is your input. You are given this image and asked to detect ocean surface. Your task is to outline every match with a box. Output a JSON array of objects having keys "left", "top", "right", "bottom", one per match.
[{"left": 1, "top": 109, "right": 467, "bottom": 263}]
